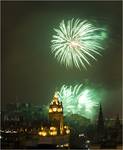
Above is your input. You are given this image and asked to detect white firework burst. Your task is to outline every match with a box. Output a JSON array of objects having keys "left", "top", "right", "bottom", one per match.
[{"left": 51, "top": 19, "right": 107, "bottom": 69}]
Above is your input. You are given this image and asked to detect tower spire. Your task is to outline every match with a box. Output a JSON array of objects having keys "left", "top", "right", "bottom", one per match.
[{"left": 97, "top": 103, "right": 104, "bottom": 133}]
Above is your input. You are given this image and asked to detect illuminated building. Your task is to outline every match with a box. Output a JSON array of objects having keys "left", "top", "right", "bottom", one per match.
[
  {"left": 49, "top": 92, "right": 64, "bottom": 135},
  {"left": 37, "top": 92, "right": 70, "bottom": 148}
]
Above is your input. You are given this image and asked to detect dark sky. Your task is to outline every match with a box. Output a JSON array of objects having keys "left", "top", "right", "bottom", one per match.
[{"left": 1, "top": 1, "right": 122, "bottom": 118}]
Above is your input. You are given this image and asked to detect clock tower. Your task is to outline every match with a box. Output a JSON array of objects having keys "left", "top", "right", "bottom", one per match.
[{"left": 49, "top": 92, "right": 64, "bottom": 135}]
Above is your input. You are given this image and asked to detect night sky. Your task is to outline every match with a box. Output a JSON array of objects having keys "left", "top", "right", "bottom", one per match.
[{"left": 2, "top": 1, "right": 122, "bottom": 118}]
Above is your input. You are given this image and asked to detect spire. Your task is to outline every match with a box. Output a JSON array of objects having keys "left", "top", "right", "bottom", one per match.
[
  {"left": 97, "top": 103, "right": 104, "bottom": 132},
  {"left": 99, "top": 103, "right": 104, "bottom": 120},
  {"left": 54, "top": 91, "right": 59, "bottom": 98},
  {"left": 53, "top": 91, "right": 59, "bottom": 104}
]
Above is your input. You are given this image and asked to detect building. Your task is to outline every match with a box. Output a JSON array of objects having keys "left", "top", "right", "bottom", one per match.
[
  {"left": 49, "top": 92, "right": 64, "bottom": 135},
  {"left": 36, "top": 92, "right": 70, "bottom": 148}
]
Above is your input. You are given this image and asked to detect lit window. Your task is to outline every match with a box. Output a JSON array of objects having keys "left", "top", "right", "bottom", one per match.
[
  {"left": 42, "top": 131, "right": 47, "bottom": 136},
  {"left": 38, "top": 131, "right": 42, "bottom": 136},
  {"left": 52, "top": 131, "right": 57, "bottom": 136},
  {"left": 66, "top": 129, "right": 70, "bottom": 134},
  {"left": 61, "top": 145, "right": 64, "bottom": 148},
  {"left": 86, "top": 140, "right": 90, "bottom": 144},
  {"left": 64, "top": 126, "right": 67, "bottom": 129},
  {"left": 38, "top": 131, "right": 47, "bottom": 136},
  {"left": 64, "top": 143, "right": 69, "bottom": 147},
  {"left": 58, "top": 108, "right": 62, "bottom": 112},
  {"left": 52, "top": 107, "right": 57, "bottom": 112},
  {"left": 50, "top": 127, "right": 56, "bottom": 130},
  {"left": 41, "top": 127, "right": 44, "bottom": 130},
  {"left": 49, "top": 108, "right": 52, "bottom": 113},
  {"left": 50, "top": 131, "right": 57, "bottom": 136},
  {"left": 79, "top": 133, "right": 84, "bottom": 137}
]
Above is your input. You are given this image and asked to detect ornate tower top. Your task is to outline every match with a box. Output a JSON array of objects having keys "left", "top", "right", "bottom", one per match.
[
  {"left": 52, "top": 91, "right": 59, "bottom": 104},
  {"left": 49, "top": 92, "right": 63, "bottom": 113}
]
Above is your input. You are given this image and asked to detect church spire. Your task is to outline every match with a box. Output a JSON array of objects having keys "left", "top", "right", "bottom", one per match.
[{"left": 97, "top": 103, "right": 104, "bottom": 133}]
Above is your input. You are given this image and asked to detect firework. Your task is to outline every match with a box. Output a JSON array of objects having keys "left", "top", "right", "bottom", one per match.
[
  {"left": 57, "top": 84, "right": 106, "bottom": 119},
  {"left": 51, "top": 19, "right": 107, "bottom": 69}
]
